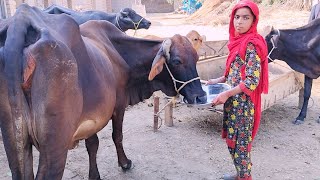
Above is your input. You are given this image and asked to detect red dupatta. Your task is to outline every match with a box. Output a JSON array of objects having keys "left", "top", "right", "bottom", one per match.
[{"left": 223, "top": 0, "right": 269, "bottom": 143}]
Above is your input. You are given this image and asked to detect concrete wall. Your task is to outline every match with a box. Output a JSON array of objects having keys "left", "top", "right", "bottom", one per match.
[
  {"left": 2, "top": 0, "right": 112, "bottom": 18},
  {"left": 2, "top": 0, "right": 152, "bottom": 18},
  {"left": 141, "top": 0, "right": 174, "bottom": 13},
  {"left": 112, "top": 0, "right": 133, "bottom": 12},
  {"left": 5, "top": 0, "right": 16, "bottom": 16}
]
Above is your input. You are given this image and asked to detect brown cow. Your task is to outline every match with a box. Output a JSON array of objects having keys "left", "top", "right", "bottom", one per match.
[
  {"left": 0, "top": 4, "right": 206, "bottom": 179},
  {"left": 144, "top": 30, "right": 206, "bottom": 107},
  {"left": 144, "top": 30, "right": 206, "bottom": 52}
]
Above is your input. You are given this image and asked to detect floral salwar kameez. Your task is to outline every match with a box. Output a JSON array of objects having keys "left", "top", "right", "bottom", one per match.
[{"left": 222, "top": 43, "right": 261, "bottom": 180}]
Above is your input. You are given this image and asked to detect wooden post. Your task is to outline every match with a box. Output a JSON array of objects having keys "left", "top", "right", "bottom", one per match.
[
  {"left": 153, "top": 96, "right": 159, "bottom": 132},
  {"left": 164, "top": 100, "right": 173, "bottom": 127}
]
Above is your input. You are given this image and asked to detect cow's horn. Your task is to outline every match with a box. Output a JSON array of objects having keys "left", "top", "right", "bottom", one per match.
[
  {"left": 162, "top": 39, "right": 172, "bottom": 60},
  {"left": 120, "top": 9, "right": 129, "bottom": 16}
]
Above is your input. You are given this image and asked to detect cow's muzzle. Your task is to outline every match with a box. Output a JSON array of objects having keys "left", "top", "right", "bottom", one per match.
[{"left": 183, "top": 94, "right": 207, "bottom": 104}]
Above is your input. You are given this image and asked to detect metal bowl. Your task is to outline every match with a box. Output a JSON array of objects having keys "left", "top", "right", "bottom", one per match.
[{"left": 190, "top": 83, "right": 231, "bottom": 108}]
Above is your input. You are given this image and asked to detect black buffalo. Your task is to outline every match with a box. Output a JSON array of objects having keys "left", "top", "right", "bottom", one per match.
[
  {"left": 265, "top": 19, "right": 320, "bottom": 124},
  {"left": 44, "top": 4, "right": 151, "bottom": 32}
]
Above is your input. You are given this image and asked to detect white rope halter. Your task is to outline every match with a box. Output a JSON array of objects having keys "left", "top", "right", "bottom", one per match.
[
  {"left": 267, "top": 29, "right": 281, "bottom": 62},
  {"left": 116, "top": 12, "right": 144, "bottom": 36},
  {"left": 116, "top": 15, "right": 124, "bottom": 32},
  {"left": 153, "top": 61, "right": 201, "bottom": 129},
  {"left": 130, "top": 17, "right": 144, "bottom": 36},
  {"left": 163, "top": 62, "right": 200, "bottom": 94}
]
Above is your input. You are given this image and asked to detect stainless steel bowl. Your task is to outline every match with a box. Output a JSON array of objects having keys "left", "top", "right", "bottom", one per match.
[{"left": 190, "top": 83, "right": 231, "bottom": 108}]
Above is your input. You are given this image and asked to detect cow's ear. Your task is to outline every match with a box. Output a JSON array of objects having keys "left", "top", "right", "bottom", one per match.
[
  {"left": 148, "top": 55, "right": 165, "bottom": 81},
  {"left": 271, "top": 26, "right": 275, "bottom": 32},
  {"left": 148, "top": 39, "right": 172, "bottom": 81},
  {"left": 120, "top": 10, "right": 129, "bottom": 17},
  {"left": 271, "top": 29, "right": 280, "bottom": 47}
]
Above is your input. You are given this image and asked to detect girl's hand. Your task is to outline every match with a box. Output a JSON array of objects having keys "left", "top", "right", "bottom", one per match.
[
  {"left": 205, "top": 78, "right": 219, "bottom": 85},
  {"left": 212, "top": 91, "right": 230, "bottom": 106},
  {"left": 205, "top": 76, "right": 226, "bottom": 86}
]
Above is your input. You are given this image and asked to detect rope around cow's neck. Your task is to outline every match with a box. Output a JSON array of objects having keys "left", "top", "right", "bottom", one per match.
[
  {"left": 131, "top": 17, "right": 144, "bottom": 36},
  {"left": 267, "top": 29, "right": 281, "bottom": 62},
  {"left": 115, "top": 15, "right": 144, "bottom": 36},
  {"left": 267, "top": 39, "right": 277, "bottom": 62},
  {"left": 116, "top": 15, "right": 125, "bottom": 32},
  {"left": 164, "top": 62, "right": 200, "bottom": 93},
  {"left": 153, "top": 62, "right": 201, "bottom": 130}
]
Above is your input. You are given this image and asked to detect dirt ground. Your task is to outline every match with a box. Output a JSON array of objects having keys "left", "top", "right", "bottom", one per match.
[{"left": 1, "top": 8, "right": 320, "bottom": 180}]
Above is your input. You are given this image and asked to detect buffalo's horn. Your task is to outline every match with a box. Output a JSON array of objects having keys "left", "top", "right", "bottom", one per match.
[{"left": 162, "top": 39, "right": 172, "bottom": 60}]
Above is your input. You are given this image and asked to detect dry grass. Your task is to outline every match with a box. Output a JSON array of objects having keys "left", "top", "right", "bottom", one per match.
[{"left": 187, "top": 0, "right": 310, "bottom": 28}]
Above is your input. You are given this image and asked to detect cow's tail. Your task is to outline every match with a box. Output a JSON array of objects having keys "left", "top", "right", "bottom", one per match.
[{"left": 1, "top": 5, "right": 42, "bottom": 179}]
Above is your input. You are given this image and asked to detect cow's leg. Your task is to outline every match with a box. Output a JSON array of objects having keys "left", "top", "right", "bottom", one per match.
[
  {"left": 112, "top": 109, "right": 132, "bottom": 171},
  {"left": 294, "top": 76, "right": 313, "bottom": 125},
  {"left": 31, "top": 43, "right": 81, "bottom": 180},
  {"left": 36, "top": 137, "right": 69, "bottom": 180},
  {"left": 85, "top": 134, "right": 101, "bottom": 180},
  {"left": 0, "top": 88, "right": 34, "bottom": 179},
  {"left": 0, "top": 127, "right": 34, "bottom": 180},
  {"left": 0, "top": 103, "right": 23, "bottom": 179},
  {"left": 23, "top": 140, "right": 34, "bottom": 179}
]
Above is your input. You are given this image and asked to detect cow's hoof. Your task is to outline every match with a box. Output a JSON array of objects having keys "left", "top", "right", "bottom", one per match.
[
  {"left": 317, "top": 118, "right": 320, "bottom": 123},
  {"left": 89, "top": 171, "right": 101, "bottom": 180},
  {"left": 89, "top": 176, "right": 101, "bottom": 180},
  {"left": 121, "top": 160, "right": 133, "bottom": 171},
  {"left": 293, "top": 119, "right": 304, "bottom": 125}
]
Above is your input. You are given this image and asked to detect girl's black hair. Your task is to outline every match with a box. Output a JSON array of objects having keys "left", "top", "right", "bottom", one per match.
[{"left": 245, "top": 6, "right": 256, "bottom": 21}]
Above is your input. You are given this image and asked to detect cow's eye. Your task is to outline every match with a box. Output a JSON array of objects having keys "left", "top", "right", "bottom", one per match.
[{"left": 171, "top": 59, "right": 182, "bottom": 65}]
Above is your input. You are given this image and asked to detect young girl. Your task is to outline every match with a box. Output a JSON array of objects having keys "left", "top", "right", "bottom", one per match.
[{"left": 207, "top": 1, "right": 268, "bottom": 179}]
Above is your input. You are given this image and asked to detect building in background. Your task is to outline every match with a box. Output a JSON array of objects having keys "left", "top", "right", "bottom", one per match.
[
  {"left": 141, "top": 0, "right": 181, "bottom": 13},
  {"left": 0, "top": 0, "right": 182, "bottom": 18},
  {"left": 1, "top": 0, "right": 113, "bottom": 17}
]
